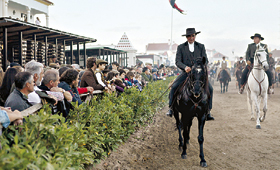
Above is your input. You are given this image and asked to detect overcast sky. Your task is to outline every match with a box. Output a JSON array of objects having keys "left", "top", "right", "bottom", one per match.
[{"left": 43, "top": 0, "right": 280, "bottom": 58}]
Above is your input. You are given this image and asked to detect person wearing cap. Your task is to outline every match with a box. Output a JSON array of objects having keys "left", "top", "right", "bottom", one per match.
[
  {"left": 145, "top": 63, "right": 153, "bottom": 71},
  {"left": 217, "top": 56, "right": 231, "bottom": 81},
  {"left": 95, "top": 59, "right": 111, "bottom": 90},
  {"left": 166, "top": 28, "right": 214, "bottom": 121},
  {"left": 236, "top": 56, "right": 246, "bottom": 71},
  {"left": 239, "top": 33, "right": 273, "bottom": 94}
]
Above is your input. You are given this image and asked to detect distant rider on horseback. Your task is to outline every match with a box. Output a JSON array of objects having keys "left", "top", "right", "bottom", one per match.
[
  {"left": 166, "top": 28, "right": 214, "bottom": 121},
  {"left": 236, "top": 56, "right": 246, "bottom": 71},
  {"left": 217, "top": 56, "right": 231, "bottom": 81},
  {"left": 239, "top": 33, "right": 273, "bottom": 94}
]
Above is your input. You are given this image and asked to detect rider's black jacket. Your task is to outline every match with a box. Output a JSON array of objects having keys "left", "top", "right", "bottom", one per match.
[
  {"left": 245, "top": 43, "right": 269, "bottom": 64},
  {"left": 175, "top": 41, "right": 208, "bottom": 71}
]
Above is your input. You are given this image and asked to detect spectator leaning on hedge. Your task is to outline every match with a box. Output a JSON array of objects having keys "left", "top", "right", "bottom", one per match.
[
  {"left": 24, "top": 60, "right": 44, "bottom": 105},
  {"left": 0, "top": 107, "right": 23, "bottom": 128},
  {"left": 80, "top": 57, "right": 104, "bottom": 90},
  {"left": 5, "top": 72, "right": 34, "bottom": 112},
  {"left": 39, "top": 69, "right": 72, "bottom": 102},
  {"left": 58, "top": 69, "right": 83, "bottom": 105},
  {"left": 0, "top": 68, "right": 20, "bottom": 106},
  {"left": 95, "top": 59, "right": 109, "bottom": 90},
  {"left": 141, "top": 67, "right": 152, "bottom": 82}
]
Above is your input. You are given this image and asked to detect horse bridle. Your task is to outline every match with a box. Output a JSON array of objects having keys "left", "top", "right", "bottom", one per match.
[{"left": 188, "top": 66, "right": 206, "bottom": 98}]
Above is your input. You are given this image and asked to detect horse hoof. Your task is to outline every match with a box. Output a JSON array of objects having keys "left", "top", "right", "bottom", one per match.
[
  {"left": 178, "top": 146, "right": 183, "bottom": 151},
  {"left": 251, "top": 117, "right": 255, "bottom": 121},
  {"left": 200, "top": 161, "right": 207, "bottom": 167},
  {"left": 256, "top": 125, "right": 261, "bottom": 129},
  {"left": 181, "top": 154, "right": 187, "bottom": 159}
]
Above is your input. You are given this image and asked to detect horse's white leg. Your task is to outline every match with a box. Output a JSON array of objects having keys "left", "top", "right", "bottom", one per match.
[
  {"left": 260, "top": 93, "right": 268, "bottom": 122},
  {"left": 247, "top": 90, "right": 254, "bottom": 120},
  {"left": 251, "top": 93, "right": 261, "bottom": 129}
]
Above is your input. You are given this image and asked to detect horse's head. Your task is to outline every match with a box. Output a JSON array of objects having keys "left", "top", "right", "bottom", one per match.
[
  {"left": 189, "top": 57, "right": 208, "bottom": 98},
  {"left": 256, "top": 46, "right": 269, "bottom": 70}
]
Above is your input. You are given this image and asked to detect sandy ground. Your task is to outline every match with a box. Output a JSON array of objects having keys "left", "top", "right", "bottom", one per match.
[{"left": 93, "top": 80, "right": 280, "bottom": 170}]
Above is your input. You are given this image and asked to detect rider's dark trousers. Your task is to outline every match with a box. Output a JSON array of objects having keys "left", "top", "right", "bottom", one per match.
[
  {"left": 241, "top": 66, "right": 273, "bottom": 87},
  {"left": 169, "top": 72, "right": 213, "bottom": 110}
]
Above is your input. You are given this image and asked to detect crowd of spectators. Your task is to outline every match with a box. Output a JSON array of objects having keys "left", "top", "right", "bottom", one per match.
[{"left": 0, "top": 58, "right": 180, "bottom": 129}]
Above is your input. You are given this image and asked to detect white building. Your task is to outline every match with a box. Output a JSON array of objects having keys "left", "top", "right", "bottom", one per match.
[
  {"left": 0, "top": 0, "right": 53, "bottom": 26},
  {"left": 115, "top": 32, "right": 137, "bottom": 67}
]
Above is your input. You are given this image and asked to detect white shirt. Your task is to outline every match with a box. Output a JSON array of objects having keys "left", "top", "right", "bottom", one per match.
[
  {"left": 256, "top": 43, "right": 260, "bottom": 48},
  {"left": 96, "top": 72, "right": 106, "bottom": 87},
  {"left": 28, "top": 86, "right": 41, "bottom": 105},
  {"left": 35, "top": 20, "right": 40, "bottom": 25},
  {"left": 188, "top": 42, "right": 194, "bottom": 52},
  {"left": 220, "top": 60, "right": 227, "bottom": 68}
]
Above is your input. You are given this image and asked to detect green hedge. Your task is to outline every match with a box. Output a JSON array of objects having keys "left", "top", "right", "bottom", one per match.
[{"left": 0, "top": 77, "right": 174, "bottom": 170}]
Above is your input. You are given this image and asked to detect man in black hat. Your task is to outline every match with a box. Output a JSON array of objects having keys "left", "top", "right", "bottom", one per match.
[
  {"left": 239, "top": 33, "right": 273, "bottom": 94},
  {"left": 166, "top": 28, "right": 214, "bottom": 120}
]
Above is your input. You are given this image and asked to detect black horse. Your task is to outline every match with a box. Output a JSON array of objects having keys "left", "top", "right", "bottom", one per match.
[
  {"left": 172, "top": 57, "right": 209, "bottom": 167},
  {"left": 218, "top": 70, "right": 230, "bottom": 93}
]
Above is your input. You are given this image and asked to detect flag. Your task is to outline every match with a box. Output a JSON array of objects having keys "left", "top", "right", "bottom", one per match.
[{"left": 169, "top": 0, "right": 186, "bottom": 15}]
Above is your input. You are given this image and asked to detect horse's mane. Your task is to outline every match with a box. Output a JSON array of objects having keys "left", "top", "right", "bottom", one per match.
[{"left": 195, "top": 58, "right": 210, "bottom": 98}]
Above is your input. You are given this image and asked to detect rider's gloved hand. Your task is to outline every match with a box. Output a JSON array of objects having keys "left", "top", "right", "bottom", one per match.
[
  {"left": 246, "top": 60, "right": 251, "bottom": 65},
  {"left": 185, "top": 66, "right": 191, "bottom": 73}
]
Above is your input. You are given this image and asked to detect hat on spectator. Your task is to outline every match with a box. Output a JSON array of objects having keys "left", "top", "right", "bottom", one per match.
[
  {"left": 145, "top": 62, "right": 152, "bottom": 66},
  {"left": 124, "top": 69, "right": 129, "bottom": 73},
  {"left": 96, "top": 59, "right": 108, "bottom": 66},
  {"left": 111, "top": 69, "right": 119, "bottom": 74},
  {"left": 49, "top": 63, "right": 58, "bottom": 69}
]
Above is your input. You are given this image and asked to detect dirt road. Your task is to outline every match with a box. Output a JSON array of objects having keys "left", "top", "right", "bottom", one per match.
[{"left": 93, "top": 81, "right": 280, "bottom": 170}]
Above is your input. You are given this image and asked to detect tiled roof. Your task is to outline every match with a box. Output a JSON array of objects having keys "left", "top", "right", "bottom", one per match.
[{"left": 146, "top": 43, "right": 178, "bottom": 51}]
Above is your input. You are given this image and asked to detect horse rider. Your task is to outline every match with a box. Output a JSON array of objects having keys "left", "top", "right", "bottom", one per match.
[
  {"left": 268, "top": 52, "right": 276, "bottom": 78},
  {"left": 166, "top": 28, "right": 214, "bottom": 121},
  {"left": 217, "top": 56, "right": 231, "bottom": 81},
  {"left": 239, "top": 33, "right": 273, "bottom": 94},
  {"left": 236, "top": 56, "right": 246, "bottom": 71}
]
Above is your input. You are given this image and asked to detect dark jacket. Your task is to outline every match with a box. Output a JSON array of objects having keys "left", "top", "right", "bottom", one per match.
[
  {"left": 4, "top": 89, "right": 32, "bottom": 111},
  {"left": 80, "top": 69, "right": 104, "bottom": 90},
  {"left": 175, "top": 41, "right": 208, "bottom": 71},
  {"left": 245, "top": 43, "right": 269, "bottom": 64},
  {"left": 58, "top": 81, "right": 82, "bottom": 105},
  {"left": 141, "top": 73, "right": 152, "bottom": 82},
  {"left": 38, "top": 83, "right": 72, "bottom": 117}
]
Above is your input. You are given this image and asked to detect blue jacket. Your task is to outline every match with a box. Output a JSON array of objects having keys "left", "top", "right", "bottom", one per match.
[{"left": 58, "top": 81, "right": 82, "bottom": 105}]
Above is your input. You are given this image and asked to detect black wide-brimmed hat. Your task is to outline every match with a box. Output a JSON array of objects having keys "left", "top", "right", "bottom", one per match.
[
  {"left": 182, "top": 28, "right": 201, "bottom": 37},
  {"left": 250, "top": 33, "right": 264, "bottom": 40}
]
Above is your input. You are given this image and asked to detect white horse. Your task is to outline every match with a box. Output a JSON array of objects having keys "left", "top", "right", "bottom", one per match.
[{"left": 246, "top": 46, "right": 269, "bottom": 129}]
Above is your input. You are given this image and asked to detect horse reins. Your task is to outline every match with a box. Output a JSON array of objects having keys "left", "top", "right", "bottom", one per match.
[{"left": 251, "top": 69, "right": 266, "bottom": 96}]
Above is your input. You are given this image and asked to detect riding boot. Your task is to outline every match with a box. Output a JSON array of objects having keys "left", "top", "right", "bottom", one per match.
[{"left": 206, "top": 111, "right": 215, "bottom": 121}]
